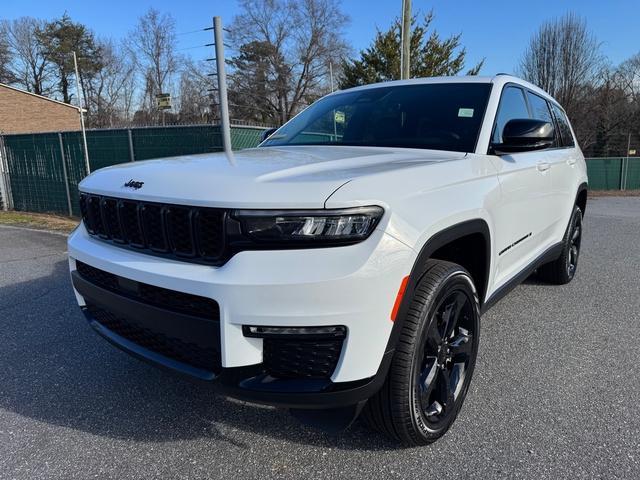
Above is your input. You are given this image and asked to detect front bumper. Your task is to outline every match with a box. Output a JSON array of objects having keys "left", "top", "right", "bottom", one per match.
[{"left": 68, "top": 222, "right": 413, "bottom": 408}]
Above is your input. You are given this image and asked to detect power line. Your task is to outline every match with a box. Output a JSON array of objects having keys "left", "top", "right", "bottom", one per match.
[
  {"left": 177, "top": 45, "right": 207, "bottom": 51},
  {"left": 176, "top": 28, "right": 209, "bottom": 36}
]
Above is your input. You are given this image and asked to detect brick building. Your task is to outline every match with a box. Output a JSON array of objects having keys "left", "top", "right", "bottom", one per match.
[{"left": 0, "top": 83, "right": 81, "bottom": 134}]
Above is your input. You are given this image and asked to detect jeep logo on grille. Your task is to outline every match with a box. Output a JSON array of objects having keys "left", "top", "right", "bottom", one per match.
[{"left": 123, "top": 179, "right": 144, "bottom": 189}]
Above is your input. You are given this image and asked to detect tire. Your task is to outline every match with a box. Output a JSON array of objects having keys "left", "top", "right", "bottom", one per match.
[
  {"left": 537, "top": 205, "right": 583, "bottom": 285},
  {"left": 362, "top": 260, "right": 481, "bottom": 446}
]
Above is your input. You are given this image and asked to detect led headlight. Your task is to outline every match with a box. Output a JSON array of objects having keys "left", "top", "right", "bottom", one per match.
[{"left": 233, "top": 206, "right": 384, "bottom": 244}]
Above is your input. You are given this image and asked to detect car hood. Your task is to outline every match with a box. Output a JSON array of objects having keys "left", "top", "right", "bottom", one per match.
[{"left": 79, "top": 145, "right": 466, "bottom": 208}]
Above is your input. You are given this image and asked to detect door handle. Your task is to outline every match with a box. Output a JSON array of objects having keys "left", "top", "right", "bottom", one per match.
[
  {"left": 536, "top": 161, "right": 550, "bottom": 172},
  {"left": 567, "top": 158, "right": 577, "bottom": 166}
]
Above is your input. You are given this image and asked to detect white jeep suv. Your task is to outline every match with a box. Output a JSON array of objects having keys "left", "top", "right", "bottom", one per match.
[{"left": 68, "top": 75, "right": 587, "bottom": 445}]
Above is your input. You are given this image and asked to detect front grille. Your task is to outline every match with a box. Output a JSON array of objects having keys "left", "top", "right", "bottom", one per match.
[
  {"left": 140, "top": 203, "right": 168, "bottom": 252},
  {"left": 76, "top": 261, "right": 220, "bottom": 320},
  {"left": 85, "top": 303, "right": 221, "bottom": 373},
  {"left": 103, "top": 198, "right": 124, "bottom": 242},
  {"left": 79, "top": 193, "right": 226, "bottom": 265},
  {"left": 263, "top": 337, "right": 345, "bottom": 379}
]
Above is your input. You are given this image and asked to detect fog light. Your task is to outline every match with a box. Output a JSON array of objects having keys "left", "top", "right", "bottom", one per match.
[{"left": 243, "top": 325, "right": 346, "bottom": 339}]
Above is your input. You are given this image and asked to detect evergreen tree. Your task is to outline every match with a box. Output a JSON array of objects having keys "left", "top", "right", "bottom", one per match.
[
  {"left": 37, "top": 13, "right": 103, "bottom": 104},
  {"left": 340, "top": 12, "right": 483, "bottom": 89}
]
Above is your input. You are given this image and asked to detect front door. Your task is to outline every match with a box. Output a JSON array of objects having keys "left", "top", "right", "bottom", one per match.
[{"left": 489, "top": 85, "right": 555, "bottom": 289}]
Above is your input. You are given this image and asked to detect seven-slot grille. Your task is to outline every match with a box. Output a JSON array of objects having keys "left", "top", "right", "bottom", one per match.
[{"left": 79, "top": 193, "right": 226, "bottom": 265}]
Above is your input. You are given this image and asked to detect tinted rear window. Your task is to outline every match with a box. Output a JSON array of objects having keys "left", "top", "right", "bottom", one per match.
[{"left": 551, "top": 103, "right": 575, "bottom": 147}]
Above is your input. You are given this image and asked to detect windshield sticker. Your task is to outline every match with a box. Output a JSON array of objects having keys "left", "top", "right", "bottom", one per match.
[{"left": 458, "top": 108, "right": 474, "bottom": 118}]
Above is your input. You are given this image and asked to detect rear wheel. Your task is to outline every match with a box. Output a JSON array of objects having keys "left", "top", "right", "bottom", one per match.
[
  {"left": 362, "top": 260, "right": 480, "bottom": 445},
  {"left": 537, "top": 205, "right": 583, "bottom": 285}
]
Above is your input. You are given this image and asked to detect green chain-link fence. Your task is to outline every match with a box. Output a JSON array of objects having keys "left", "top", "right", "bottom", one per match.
[
  {"left": 0, "top": 124, "right": 266, "bottom": 216},
  {"left": 586, "top": 157, "right": 640, "bottom": 190},
  {"left": 0, "top": 126, "right": 637, "bottom": 217}
]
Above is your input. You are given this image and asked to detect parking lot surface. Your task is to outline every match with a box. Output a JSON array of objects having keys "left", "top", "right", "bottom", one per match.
[{"left": 1, "top": 197, "right": 639, "bottom": 479}]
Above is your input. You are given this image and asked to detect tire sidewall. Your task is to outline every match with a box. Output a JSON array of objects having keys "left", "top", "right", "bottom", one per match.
[
  {"left": 565, "top": 206, "right": 583, "bottom": 281},
  {"left": 408, "top": 269, "right": 481, "bottom": 440}
]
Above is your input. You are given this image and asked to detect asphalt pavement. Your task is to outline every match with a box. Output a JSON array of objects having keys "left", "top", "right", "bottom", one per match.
[{"left": 0, "top": 197, "right": 639, "bottom": 479}]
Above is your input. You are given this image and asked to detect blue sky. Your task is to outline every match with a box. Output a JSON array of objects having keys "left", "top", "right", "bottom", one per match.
[{"left": 3, "top": 0, "right": 638, "bottom": 73}]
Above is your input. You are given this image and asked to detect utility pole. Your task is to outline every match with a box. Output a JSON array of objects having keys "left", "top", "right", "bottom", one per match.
[
  {"left": 400, "top": 0, "right": 411, "bottom": 80},
  {"left": 73, "top": 51, "right": 91, "bottom": 175},
  {"left": 213, "top": 16, "right": 232, "bottom": 155},
  {"left": 624, "top": 132, "right": 631, "bottom": 191},
  {"left": 329, "top": 62, "right": 335, "bottom": 92},
  {"left": 329, "top": 62, "right": 337, "bottom": 141}
]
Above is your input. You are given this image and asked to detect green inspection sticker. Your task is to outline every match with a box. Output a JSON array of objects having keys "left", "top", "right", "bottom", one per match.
[{"left": 458, "top": 108, "right": 474, "bottom": 118}]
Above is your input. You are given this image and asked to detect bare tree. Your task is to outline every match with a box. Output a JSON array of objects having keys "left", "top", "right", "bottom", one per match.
[
  {"left": 85, "top": 40, "right": 136, "bottom": 127},
  {"left": 0, "top": 35, "right": 14, "bottom": 84},
  {"left": 598, "top": 53, "right": 640, "bottom": 154},
  {"left": 616, "top": 53, "right": 640, "bottom": 105},
  {"left": 127, "top": 8, "right": 179, "bottom": 120},
  {"left": 177, "top": 59, "right": 214, "bottom": 123},
  {"left": 228, "top": 0, "right": 349, "bottom": 124},
  {"left": 0, "top": 17, "right": 51, "bottom": 95},
  {"left": 519, "top": 13, "right": 603, "bottom": 113},
  {"left": 518, "top": 13, "right": 607, "bottom": 149}
]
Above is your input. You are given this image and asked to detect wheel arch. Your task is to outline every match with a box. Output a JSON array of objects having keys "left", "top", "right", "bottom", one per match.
[
  {"left": 366, "top": 218, "right": 492, "bottom": 402},
  {"left": 576, "top": 182, "right": 588, "bottom": 214},
  {"left": 383, "top": 219, "right": 491, "bottom": 355},
  {"left": 410, "top": 219, "right": 491, "bottom": 304}
]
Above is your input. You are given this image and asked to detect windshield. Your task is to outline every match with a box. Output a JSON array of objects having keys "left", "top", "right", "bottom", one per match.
[{"left": 262, "top": 83, "right": 492, "bottom": 153}]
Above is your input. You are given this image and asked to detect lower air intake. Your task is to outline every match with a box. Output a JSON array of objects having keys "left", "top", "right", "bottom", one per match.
[
  {"left": 263, "top": 337, "right": 345, "bottom": 379},
  {"left": 86, "top": 303, "right": 222, "bottom": 374}
]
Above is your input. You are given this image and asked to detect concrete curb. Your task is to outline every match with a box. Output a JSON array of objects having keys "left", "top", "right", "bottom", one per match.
[{"left": 0, "top": 224, "right": 71, "bottom": 237}]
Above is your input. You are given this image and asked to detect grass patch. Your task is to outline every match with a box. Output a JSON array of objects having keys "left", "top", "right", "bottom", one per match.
[{"left": 0, "top": 210, "right": 79, "bottom": 233}]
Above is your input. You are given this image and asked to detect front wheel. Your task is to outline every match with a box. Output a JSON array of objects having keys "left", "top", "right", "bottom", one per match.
[{"left": 361, "top": 260, "right": 480, "bottom": 445}]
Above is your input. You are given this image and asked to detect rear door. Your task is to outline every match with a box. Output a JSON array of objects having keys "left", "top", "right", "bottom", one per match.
[
  {"left": 549, "top": 102, "right": 582, "bottom": 235},
  {"left": 526, "top": 91, "right": 577, "bottom": 239},
  {"left": 489, "top": 85, "right": 555, "bottom": 288}
]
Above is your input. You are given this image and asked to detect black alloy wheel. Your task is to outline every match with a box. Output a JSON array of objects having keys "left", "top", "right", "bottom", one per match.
[
  {"left": 566, "top": 215, "right": 582, "bottom": 279},
  {"left": 538, "top": 205, "right": 583, "bottom": 285},
  {"left": 361, "top": 260, "right": 481, "bottom": 445},
  {"left": 417, "top": 289, "right": 475, "bottom": 429}
]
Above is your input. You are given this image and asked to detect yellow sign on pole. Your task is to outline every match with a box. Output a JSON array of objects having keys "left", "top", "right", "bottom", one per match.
[{"left": 156, "top": 93, "right": 171, "bottom": 110}]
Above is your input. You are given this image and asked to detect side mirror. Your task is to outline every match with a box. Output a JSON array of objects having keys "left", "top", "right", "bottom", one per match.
[
  {"left": 260, "top": 127, "right": 278, "bottom": 143},
  {"left": 492, "top": 119, "right": 554, "bottom": 154}
]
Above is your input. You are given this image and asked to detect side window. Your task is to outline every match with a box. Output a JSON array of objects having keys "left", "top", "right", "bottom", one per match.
[
  {"left": 527, "top": 91, "right": 557, "bottom": 147},
  {"left": 492, "top": 86, "right": 530, "bottom": 144},
  {"left": 550, "top": 103, "right": 575, "bottom": 147},
  {"left": 527, "top": 92, "right": 554, "bottom": 123}
]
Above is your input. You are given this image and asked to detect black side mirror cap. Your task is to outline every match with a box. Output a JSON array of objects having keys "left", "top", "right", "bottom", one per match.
[
  {"left": 260, "top": 128, "right": 278, "bottom": 143},
  {"left": 492, "top": 119, "right": 554, "bottom": 154}
]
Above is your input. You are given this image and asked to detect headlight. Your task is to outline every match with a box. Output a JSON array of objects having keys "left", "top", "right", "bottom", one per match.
[{"left": 232, "top": 206, "right": 384, "bottom": 244}]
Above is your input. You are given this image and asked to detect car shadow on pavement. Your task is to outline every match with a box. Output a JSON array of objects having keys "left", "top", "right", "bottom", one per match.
[{"left": 0, "top": 260, "right": 404, "bottom": 451}]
